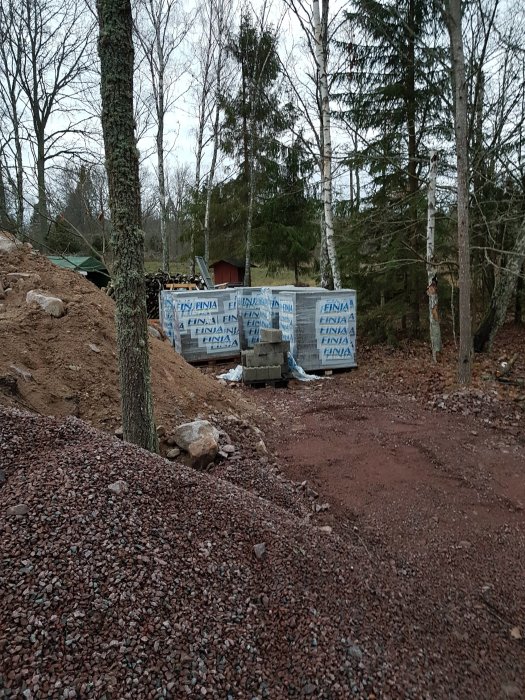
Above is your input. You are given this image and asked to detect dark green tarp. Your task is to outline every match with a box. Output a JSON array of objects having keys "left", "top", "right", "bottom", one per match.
[{"left": 47, "top": 256, "right": 110, "bottom": 288}]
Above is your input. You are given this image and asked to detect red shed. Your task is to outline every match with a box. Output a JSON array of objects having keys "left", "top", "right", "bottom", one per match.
[{"left": 209, "top": 258, "right": 247, "bottom": 286}]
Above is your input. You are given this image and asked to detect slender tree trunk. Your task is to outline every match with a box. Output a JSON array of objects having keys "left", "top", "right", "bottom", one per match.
[
  {"left": 406, "top": 0, "right": 420, "bottom": 335},
  {"left": 204, "top": 91, "right": 221, "bottom": 266},
  {"left": 192, "top": 16, "right": 214, "bottom": 275},
  {"left": 96, "top": 0, "right": 158, "bottom": 453},
  {"left": 354, "top": 131, "right": 360, "bottom": 212},
  {"left": 313, "top": 0, "right": 341, "bottom": 289},
  {"left": 319, "top": 205, "right": 333, "bottom": 289},
  {"left": 0, "top": 159, "right": 11, "bottom": 229},
  {"left": 474, "top": 226, "right": 525, "bottom": 351},
  {"left": 515, "top": 262, "right": 524, "bottom": 324},
  {"left": 244, "top": 115, "right": 255, "bottom": 287},
  {"left": 446, "top": 0, "right": 472, "bottom": 385},
  {"left": 157, "top": 113, "right": 169, "bottom": 272},
  {"left": 14, "top": 121, "right": 24, "bottom": 233},
  {"left": 191, "top": 123, "right": 205, "bottom": 276},
  {"left": 36, "top": 135, "right": 49, "bottom": 245},
  {"left": 426, "top": 151, "right": 441, "bottom": 362},
  {"left": 156, "top": 65, "right": 169, "bottom": 273}
]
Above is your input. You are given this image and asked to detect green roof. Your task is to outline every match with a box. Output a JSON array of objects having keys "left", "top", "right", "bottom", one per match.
[{"left": 47, "top": 256, "right": 108, "bottom": 274}]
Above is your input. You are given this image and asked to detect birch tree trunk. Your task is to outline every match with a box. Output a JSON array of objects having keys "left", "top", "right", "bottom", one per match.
[
  {"left": 319, "top": 182, "right": 333, "bottom": 289},
  {"left": 426, "top": 151, "right": 441, "bottom": 362},
  {"left": 313, "top": 0, "right": 341, "bottom": 289},
  {"left": 96, "top": 0, "right": 158, "bottom": 453},
  {"left": 445, "top": 0, "right": 472, "bottom": 385}
]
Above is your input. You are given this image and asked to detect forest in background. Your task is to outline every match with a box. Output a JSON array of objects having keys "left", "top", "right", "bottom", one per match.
[{"left": 1, "top": 0, "right": 524, "bottom": 360}]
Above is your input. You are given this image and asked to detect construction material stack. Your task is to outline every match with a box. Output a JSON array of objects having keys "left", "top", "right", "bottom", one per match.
[
  {"left": 237, "top": 287, "right": 264, "bottom": 349},
  {"left": 279, "top": 289, "right": 357, "bottom": 371},
  {"left": 259, "top": 286, "right": 295, "bottom": 330},
  {"left": 159, "top": 289, "right": 240, "bottom": 362},
  {"left": 241, "top": 328, "right": 290, "bottom": 385}
]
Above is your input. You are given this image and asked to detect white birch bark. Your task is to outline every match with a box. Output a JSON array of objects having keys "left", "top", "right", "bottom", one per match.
[
  {"left": 426, "top": 151, "right": 441, "bottom": 362},
  {"left": 312, "top": 0, "right": 341, "bottom": 289}
]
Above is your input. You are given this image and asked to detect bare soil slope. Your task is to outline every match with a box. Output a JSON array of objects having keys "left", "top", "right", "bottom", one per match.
[{"left": 0, "top": 245, "right": 251, "bottom": 433}]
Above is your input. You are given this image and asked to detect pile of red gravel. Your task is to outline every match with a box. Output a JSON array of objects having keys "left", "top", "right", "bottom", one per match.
[
  {"left": 2, "top": 405, "right": 525, "bottom": 698},
  {"left": 0, "top": 407, "right": 373, "bottom": 699}
]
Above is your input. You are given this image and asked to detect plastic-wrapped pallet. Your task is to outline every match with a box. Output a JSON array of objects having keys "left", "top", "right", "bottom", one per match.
[
  {"left": 278, "top": 289, "right": 357, "bottom": 370},
  {"left": 259, "top": 286, "right": 295, "bottom": 330},
  {"left": 159, "top": 289, "right": 240, "bottom": 362},
  {"left": 236, "top": 287, "right": 265, "bottom": 349}
]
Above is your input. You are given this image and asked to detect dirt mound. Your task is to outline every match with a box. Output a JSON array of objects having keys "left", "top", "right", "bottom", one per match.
[
  {"left": 0, "top": 408, "right": 372, "bottom": 698},
  {"left": 0, "top": 245, "right": 253, "bottom": 434}
]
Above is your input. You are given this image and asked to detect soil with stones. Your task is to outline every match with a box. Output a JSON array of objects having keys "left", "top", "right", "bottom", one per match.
[
  {"left": 249, "top": 329, "right": 525, "bottom": 699},
  {"left": 2, "top": 237, "right": 524, "bottom": 697},
  {"left": 0, "top": 242, "right": 256, "bottom": 442}
]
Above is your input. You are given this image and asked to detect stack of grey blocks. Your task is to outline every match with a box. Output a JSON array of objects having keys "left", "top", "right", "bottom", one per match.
[
  {"left": 241, "top": 328, "right": 290, "bottom": 384},
  {"left": 279, "top": 289, "right": 357, "bottom": 371},
  {"left": 159, "top": 289, "right": 240, "bottom": 362},
  {"left": 159, "top": 285, "right": 357, "bottom": 371},
  {"left": 259, "top": 286, "right": 295, "bottom": 330},
  {"left": 237, "top": 287, "right": 264, "bottom": 349}
]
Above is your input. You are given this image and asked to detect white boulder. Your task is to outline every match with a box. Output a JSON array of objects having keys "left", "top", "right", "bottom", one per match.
[
  {"left": 172, "top": 420, "right": 220, "bottom": 451},
  {"left": 26, "top": 290, "right": 66, "bottom": 318}
]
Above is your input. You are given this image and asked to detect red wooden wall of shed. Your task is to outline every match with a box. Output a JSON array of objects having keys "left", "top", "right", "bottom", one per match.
[{"left": 212, "top": 261, "right": 243, "bottom": 285}]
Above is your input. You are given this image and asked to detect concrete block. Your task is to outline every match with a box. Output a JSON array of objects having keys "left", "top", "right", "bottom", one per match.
[
  {"left": 241, "top": 350, "right": 255, "bottom": 367},
  {"left": 246, "top": 353, "right": 264, "bottom": 367},
  {"left": 242, "top": 367, "right": 259, "bottom": 382},
  {"left": 253, "top": 342, "right": 275, "bottom": 357},
  {"left": 267, "top": 365, "right": 282, "bottom": 380},
  {"left": 260, "top": 328, "right": 282, "bottom": 343},
  {"left": 264, "top": 351, "right": 285, "bottom": 365}
]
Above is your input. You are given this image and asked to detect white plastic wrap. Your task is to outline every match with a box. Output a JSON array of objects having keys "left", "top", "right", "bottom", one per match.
[
  {"left": 236, "top": 287, "right": 265, "bottom": 349},
  {"left": 278, "top": 290, "right": 357, "bottom": 370},
  {"left": 159, "top": 289, "right": 240, "bottom": 362}
]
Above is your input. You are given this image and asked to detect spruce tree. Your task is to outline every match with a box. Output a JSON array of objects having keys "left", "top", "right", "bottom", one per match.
[{"left": 338, "top": 0, "right": 449, "bottom": 334}]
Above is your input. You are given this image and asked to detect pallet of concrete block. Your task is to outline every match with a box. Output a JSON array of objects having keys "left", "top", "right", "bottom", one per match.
[
  {"left": 259, "top": 286, "right": 295, "bottom": 330},
  {"left": 237, "top": 287, "right": 266, "bottom": 349},
  {"left": 159, "top": 289, "right": 240, "bottom": 362},
  {"left": 241, "top": 328, "right": 290, "bottom": 385},
  {"left": 279, "top": 289, "right": 357, "bottom": 371}
]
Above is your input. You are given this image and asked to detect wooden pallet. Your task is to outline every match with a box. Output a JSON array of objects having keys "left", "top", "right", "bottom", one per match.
[
  {"left": 190, "top": 356, "right": 240, "bottom": 368},
  {"left": 243, "top": 377, "right": 289, "bottom": 389},
  {"left": 306, "top": 366, "right": 358, "bottom": 377},
  {"left": 165, "top": 283, "right": 198, "bottom": 290}
]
